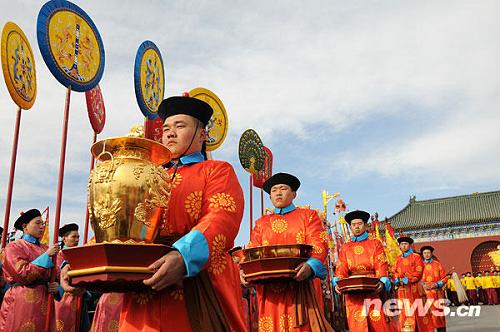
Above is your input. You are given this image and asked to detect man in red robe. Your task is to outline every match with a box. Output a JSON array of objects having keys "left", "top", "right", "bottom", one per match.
[
  {"left": 420, "top": 245, "right": 448, "bottom": 332},
  {"left": 333, "top": 210, "right": 393, "bottom": 332},
  {"left": 393, "top": 236, "right": 433, "bottom": 332},
  {"left": 246, "top": 172, "right": 333, "bottom": 331},
  {"left": 117, "top": 95, "right": 247, "bottom": 331},
  {"left": 55, "top": 223, "right": 91, "bottom": 332},
  {"left": 0, "top": 209, "right": 60, "bottom": 331}
]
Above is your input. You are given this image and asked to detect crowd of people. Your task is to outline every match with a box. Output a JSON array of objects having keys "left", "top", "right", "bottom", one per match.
[
  {"left": 443, "top": 268, "right": 500, "bottom": 306},
  {"left": 0, "top": 95, "right": 498, "bottom": 331}
]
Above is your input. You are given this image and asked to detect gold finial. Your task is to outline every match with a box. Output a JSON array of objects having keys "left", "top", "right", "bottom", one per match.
[
  {"left": 401, "top": 319, "right": 414, "bottom": 332},
  {"left": 128, "top": 125, "right": 145, "bottom": 138}
]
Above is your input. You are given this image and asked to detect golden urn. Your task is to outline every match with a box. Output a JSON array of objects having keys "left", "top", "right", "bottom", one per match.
[
  {"left": 88, "top": 135, "right": 172, "bottom": 243},
  {"left": 65, "top": 133, "right": 174, "bottom": 292}
]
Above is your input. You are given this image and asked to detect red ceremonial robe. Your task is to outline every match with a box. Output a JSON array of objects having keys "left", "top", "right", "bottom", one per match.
[
  {"left": 55, "top": 250, "right": 83, "bottom": 332},
  {"left": 0, "top": 237, "right": 55, "bottom": 331},
  {"left": 335, "top": 234, "right": 393, "bottom": 332},
  {"left": 91, "top": 293, "right": 123, "bottom": 332},
  {"left": 421, "top": 259, "right": 448, "bottom": 329},
  {"left": 393, "top": 251, "right": 433, "bottom": 332},
  {"left": 120, "top": 158, "right": 247, "bottom": 331},
  {"left": 249, "top": 207, "right": 333, "bottom": 332}
]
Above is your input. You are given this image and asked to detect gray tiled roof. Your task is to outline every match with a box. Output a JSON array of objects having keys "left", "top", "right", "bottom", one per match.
[{"left": 387, "top": 190, "right": 500, "bottom": 231}]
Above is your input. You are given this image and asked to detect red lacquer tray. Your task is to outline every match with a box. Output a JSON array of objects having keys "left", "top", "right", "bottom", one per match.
[
  {"left": 64, "top": 242, "right": 172, "bottom": 292},
  {"left": 336, "top": 276, "right": 380, "bottom": 294}
]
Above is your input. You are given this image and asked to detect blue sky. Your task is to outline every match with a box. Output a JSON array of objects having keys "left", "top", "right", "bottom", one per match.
[{"left": 0, "top": 0, "right": 499, "bottom": 246}]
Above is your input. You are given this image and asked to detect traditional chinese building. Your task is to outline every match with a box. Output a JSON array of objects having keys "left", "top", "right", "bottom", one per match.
[{"left": 387, "top": 190, "right": 500, "bottom": 274}]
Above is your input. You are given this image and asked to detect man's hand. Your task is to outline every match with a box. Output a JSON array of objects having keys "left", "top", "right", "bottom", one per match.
[
  {"left": 375, "top": 281, "right": 384, "bottom": 293},
  {"left": 47, "top": 282, "right": 59, "bottom": 295},
  {"left": 294, "top": 262, "right": 313, "bottom": 282},
  {"left": 240, "top": 269, "right": 250, "bottom": 287},
  {"left": 60, "top": 264, "right": 78, "bottom": 293},
  {"left": 334, "top": 284, "right": 341, "bottom": 294},
  {"left": 46, "top": 243, "right": 60, "bottom": 257},
  {"left": 143, "top": 251, "right": 186, "bottom": 291}
]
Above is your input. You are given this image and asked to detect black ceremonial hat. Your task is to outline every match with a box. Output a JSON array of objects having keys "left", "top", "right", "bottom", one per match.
[
  {"left": 59, "top": 223, "right": 79, "bottom": 237},
  {"left": 344, "top": 210, "right": 370, "bottom": 224},
  {"left": 397, "top": 236, "right": 414, "bottom": 245},
  {"left": 262, "top": 173, "right": 300, "bottom": 194},
  {"left": 14, "top": 209, "right": 41, "bottom": 231},
  {"left": 420, "top": 245, "right": 434, "bottom": 253},
  {"left": 158, "top": 96, "right": 213, "bottom": 126}
]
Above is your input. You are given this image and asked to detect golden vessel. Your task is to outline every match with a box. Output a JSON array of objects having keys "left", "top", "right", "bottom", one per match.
[
  {"left": 65, "top": 133, "right": 173, "bottom": 292},
  {"left": 88, "top": 135, "right": 172, "bottom": 243}
]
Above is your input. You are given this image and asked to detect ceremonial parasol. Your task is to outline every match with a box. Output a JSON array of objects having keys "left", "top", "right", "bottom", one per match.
[
  {"left": 144, "top": 116, "right": 163, "bottom": 143},
  {"left": 1, "top": 22, "right": 37, "bottom": 248},
  {"left": 252, "top": 146, "right": 273, "bottom": 216}
]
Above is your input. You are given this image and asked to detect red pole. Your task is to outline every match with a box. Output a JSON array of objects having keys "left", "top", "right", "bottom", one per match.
[
  {"left": 45, "top": 86, "right": 72, "bottom": 332},
  {"left": 260, "top": 188, "right": 264, "bottom": 217},
  {"left": 249, "top": 175, "right": 253, "bottom": 234},
  {"left": 1, "top": 107, "right": 22, "bottom": 248},
  {"left": 75, "top": 296, "right": 82, "bottom": 332},
  {"left": 83, "top": 131, "right": 97, "bottom": 244}
]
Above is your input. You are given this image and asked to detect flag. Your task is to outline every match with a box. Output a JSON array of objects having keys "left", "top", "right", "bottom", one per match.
[
  {"left": 373, "top": 221, "right": 382, "bottom": 241},
  {"left": 384, "top": 226, "right": 401, "bottom": 268},
  {"left": 40, "top": 207, "right": 49, "bottom": 245}
]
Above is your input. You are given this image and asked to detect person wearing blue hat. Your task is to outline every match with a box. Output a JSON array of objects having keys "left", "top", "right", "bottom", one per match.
[{"left": 54, "top": 223, "right": 91, "bottom": 332}]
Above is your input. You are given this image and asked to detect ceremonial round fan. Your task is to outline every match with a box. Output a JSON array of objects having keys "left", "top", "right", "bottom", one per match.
[
  {"left": 134, "top": 40, "right": 164, "bottom": 120},
  {"left": 85, "top": 84, "right": 105, "bottom": 134},
  {"left": 1, "top": 22, "right": 37, "bottom": 110},
  {"left": 37, "top": 0, "right": 105, "bottom": 92},
  {"left": 238, "top": 129, "right": 265, "bottom": 174},
  {"left": 189, "top": 87, "right": 228, "bottom": 151}
]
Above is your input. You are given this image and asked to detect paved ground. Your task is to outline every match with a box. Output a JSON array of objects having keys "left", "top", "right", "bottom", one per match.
[{"left": 447, "top": 305, "right": 500, "bottom": 332}]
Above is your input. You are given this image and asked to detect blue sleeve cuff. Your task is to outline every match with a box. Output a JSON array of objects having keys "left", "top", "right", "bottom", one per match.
[
  {"left": 60, "top": 260, "right": 68, "bottom": 271},
  {"left": 380, "top": 277, "right": 391, "bottom": 292},
  {"left": 394, "top": 277, "right": 399, "bottom": 284},
  {"left": 306, "top": 258, "right": 327, "bottom": 280},
  {"left": 437, "top": 281, "right": 444, "bottom": 287},
  {"left": 32, "top": 252, "right": 54, "bottom": 269},
  {"left": 402, "top": 277, "right": 409, "bottom": 285},
  {"left": 331, "top": 277, "right": 340, "bottom": 287},
  {"left": 54, "top": 285, "right": 64, "bottom": 301},
  {"left": 173, "top": 230, "right": 209, "bottom": 277}
]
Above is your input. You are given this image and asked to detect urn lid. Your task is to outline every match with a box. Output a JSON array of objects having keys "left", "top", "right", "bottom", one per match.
[{"left": 91, "top": 136, "right": 172, "bottom": 166}]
